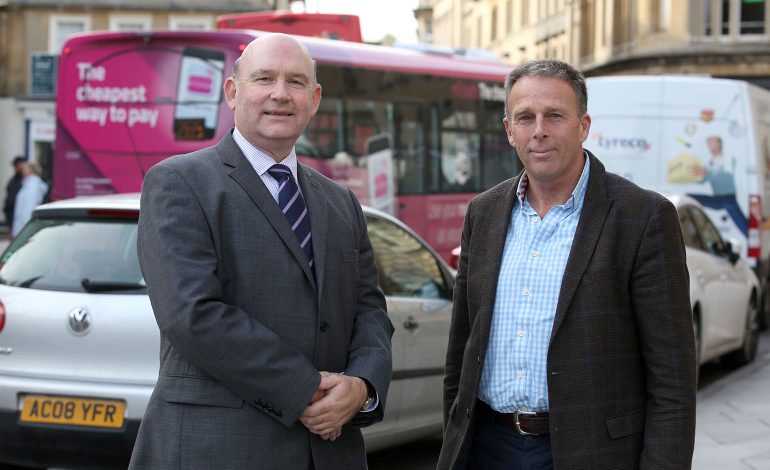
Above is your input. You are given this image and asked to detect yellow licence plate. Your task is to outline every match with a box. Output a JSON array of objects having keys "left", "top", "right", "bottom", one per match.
[{"left": 19, "top": 395, "right": 126, "bottom": 429}]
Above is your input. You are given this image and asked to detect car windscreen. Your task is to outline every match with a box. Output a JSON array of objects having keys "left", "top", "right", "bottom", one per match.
[{"left": 0, "top": 216, "right": 145, "bottom": 293}]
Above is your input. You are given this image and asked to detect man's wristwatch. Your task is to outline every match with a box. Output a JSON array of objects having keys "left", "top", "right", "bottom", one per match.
[{"left": 361, "top": 380, "right": 376, "bottom": 411}]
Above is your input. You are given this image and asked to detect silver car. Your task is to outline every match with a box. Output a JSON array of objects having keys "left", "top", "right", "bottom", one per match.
[{"left": 0, "top": 193, "right": 453, "bottom": 468}]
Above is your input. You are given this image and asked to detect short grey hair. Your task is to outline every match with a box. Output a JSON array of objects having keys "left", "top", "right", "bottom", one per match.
[{"left": 503, "top": 59, "right": 587, "bottom": 118}]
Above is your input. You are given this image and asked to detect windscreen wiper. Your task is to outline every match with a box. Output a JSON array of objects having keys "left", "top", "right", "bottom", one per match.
[{"left": 81, "top": 278, "right": 146, "bottom": 292}]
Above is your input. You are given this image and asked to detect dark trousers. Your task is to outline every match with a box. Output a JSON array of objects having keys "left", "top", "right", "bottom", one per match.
[{"left": 468, "top": 407, "right": 554, "bottom": 470}]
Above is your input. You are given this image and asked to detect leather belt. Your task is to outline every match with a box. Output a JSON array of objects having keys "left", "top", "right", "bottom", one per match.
[{"left": 493, "top": 409, "right": 550, "bottom": 436}]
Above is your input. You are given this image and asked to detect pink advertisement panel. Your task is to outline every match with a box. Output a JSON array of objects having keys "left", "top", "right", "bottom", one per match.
[{"left": 54, "top": 35, "right": 241, "bottom": 199}]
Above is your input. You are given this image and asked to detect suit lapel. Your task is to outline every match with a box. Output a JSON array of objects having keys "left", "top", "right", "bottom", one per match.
[
  {"left": 218, "top": 133, "right": 317, "bottom": 290},
  {"left": 297, "top": 165, "right": 327, "bottom": 295},
  {"left": 550, "top": 152, "right": 611, "bottom": 342}
]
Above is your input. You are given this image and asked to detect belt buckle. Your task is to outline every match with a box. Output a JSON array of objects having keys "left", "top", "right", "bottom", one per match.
[{"left": 513, "top": 410, "right": 537, "bottom": 435}]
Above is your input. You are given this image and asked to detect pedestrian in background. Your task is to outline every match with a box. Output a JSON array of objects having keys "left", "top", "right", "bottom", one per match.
[
  {"left": 3, "top": 156, "right": 25, "bottom": 235},
  {"left": 11, "top": 161, "right": 48, "bottom": 238},
  {"left": 130, "top": 33, "right": 393, "bottom": 470},
  {"left": 438, "top": 59, "right": 696, "bottom": 469}
]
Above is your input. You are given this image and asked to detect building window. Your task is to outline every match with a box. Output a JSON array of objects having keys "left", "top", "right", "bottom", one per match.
[
  {"left": 491, "top": 6, "right": 498, "bottom": 40},
  {"left": 704, "top": 0, "right": 714, "bottom": 35},
  {"left": 477, "top": 16, "right": 483, "bottom": 46},
  {"left": 656, "top": 0, "right": 671, "bottom": 31},
  {"left": 740, "top": 0, "right": 765, "bottom": 34},
  {"left": 522, "top": 0, "right": 529, "bottom": 27},
  {"left": 169, "top": 15, "right": 213, "bottom": 30},
  {"left": 49, "top": 15, "right": 91, "bottom": 52},
  {"left": 507, "top": 0, "right": 514, "bottom": 33},
  {"left": 109, "top": 14, "right": 152, "bottom": 31},
  {"left": 721, "top": 0, "right": 730, "bottom": 34}
]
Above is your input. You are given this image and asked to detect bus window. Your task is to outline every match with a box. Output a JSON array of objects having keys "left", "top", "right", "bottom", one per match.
[
  {"left": 304, "top": 98, "right": 342, "bottom": 159},
  {"left": 345, "top": 100, "right": 393, "bottom": 160},
  {"left": 482, "top": 133, "right": 521, "bottom": 188},
  {"left": 483, "top": 99, "right": 505, "bottom": 131},
  {"left": 173, "top": 47, "right": 225, "bottom": 141},
  {"left": 440, "top": 132, "right": 480, "bottom": 193},
  {"left": 481, "top": 100, "right": 521, "bottom": 187},
  {"left": 441, "top": 108, "right": 477, "bottom": 130}
]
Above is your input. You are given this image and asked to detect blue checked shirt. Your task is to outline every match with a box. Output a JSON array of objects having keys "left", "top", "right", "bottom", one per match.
[{"left": 478, "top": 155, "right": 590, "bottom": 413}]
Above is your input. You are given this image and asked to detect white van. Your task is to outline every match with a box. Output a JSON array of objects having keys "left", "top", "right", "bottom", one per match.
[{"left": 585, "top": 75, "right": 770, "bottom": 329}]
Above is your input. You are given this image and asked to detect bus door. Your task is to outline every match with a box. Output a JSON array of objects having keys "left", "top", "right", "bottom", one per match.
[{"left": 393, "top": 100, "right": 430, "bottom": 238}]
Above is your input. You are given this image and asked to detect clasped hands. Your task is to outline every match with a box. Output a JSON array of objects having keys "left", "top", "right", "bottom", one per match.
[{"left": 299, "top": 371, "right": 368, "bottom": 441}]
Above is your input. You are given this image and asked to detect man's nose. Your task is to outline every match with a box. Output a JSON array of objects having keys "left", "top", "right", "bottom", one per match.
[
  {"left": 270, "top": 80, "right": 291, "bottom": 100},
  {"left": 533, "top": 115, "right": 548, "bottom": 139}
]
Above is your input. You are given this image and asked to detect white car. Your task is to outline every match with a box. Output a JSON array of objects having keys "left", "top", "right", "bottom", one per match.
[
  {"left": 0, "top": 193, "right": 453, "bottom": 468},
  {"left": 670, "top": 194, "right": 760, "bottom": 371}
]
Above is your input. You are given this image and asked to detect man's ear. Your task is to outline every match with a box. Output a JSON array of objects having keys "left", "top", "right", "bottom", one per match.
[
  {"left": 311, "top": 84, "right": 322, "bottom": 116},
  {"left": 224, "top": 77, "right": 237, "bottom": 110},
  {"left": 503, "top": 117, "right": 515, "bottom": 147},
  {"left": 579, "top": 113, "right": 591, "bottom": 143}
]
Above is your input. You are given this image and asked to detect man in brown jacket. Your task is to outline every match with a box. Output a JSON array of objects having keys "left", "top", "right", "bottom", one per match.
[{"left": 438, "top": 59, "right": 696, "bottom": 469}]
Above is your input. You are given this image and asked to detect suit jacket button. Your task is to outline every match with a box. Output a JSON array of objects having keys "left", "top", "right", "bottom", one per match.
[
  {"left": 320, "top": 322, "right": 330, "bottom": 332},
  {"left": 465, "top": 408, "right": 470, "bottom": 417}
]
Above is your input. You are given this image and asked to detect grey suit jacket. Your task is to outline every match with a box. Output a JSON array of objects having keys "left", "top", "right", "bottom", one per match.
[
  {"left": 129, "top": 131, "right": 393, "bottom": 470},
  {"left": 438, "top": 151, "right": 696, "bottom": 469}
]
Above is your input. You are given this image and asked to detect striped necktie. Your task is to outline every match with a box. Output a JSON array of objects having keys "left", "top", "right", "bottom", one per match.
[{"left": 267, "top": 164, "right": 314, "bottom": 267}]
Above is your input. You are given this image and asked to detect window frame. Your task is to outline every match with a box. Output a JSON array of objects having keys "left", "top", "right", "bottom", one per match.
[
  {"left": 108, "top": 14, "right": 152, "bottom": 32},
  {"left": 169, "top": 15, "right": 213, "bottom": 31},
  {"left": 48, "top": 14, "right": 91, "bottom": 53}
]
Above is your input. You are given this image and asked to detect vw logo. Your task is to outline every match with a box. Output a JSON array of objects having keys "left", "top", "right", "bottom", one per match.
[{"left": 67, "top": 307, "right": 91, "bottom": 335}]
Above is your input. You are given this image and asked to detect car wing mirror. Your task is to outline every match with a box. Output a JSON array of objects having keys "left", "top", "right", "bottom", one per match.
[{"left": 725, "top": 237, "right": 742, "bottom": 265}]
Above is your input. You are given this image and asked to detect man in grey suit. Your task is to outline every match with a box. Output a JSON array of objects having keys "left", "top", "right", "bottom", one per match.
[
  {"left": 438, "top": 60, "right": 696, "bottom": 469},
  {"left": 130, "top": 33, "right": 393, "bottom": 469}
]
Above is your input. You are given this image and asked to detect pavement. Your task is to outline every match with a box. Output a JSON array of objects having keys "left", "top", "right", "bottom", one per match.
[{"left": 693, "top": 336, "right": 770, "bottom": 470}]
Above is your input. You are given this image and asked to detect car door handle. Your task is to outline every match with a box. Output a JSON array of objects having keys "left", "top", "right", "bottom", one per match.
[{"left": 403, "top": 316, "right": 419, "bottom": 331}]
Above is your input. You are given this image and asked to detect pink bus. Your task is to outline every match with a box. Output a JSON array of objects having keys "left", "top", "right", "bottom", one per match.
[{"left": 54, "top": 29, "right": 519, "bottom": 261}]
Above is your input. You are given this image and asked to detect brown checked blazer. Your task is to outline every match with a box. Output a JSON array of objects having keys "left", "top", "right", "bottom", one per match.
[{"left": 438, "top": 151, "right": 696, "bottom": 470}]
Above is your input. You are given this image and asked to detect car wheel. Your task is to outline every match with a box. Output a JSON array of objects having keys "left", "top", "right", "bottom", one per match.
[
  {"left": 760, "top": 288, "right": 770, "bottom": 331},
  {"left": 722, "top": 295, "right": 759, "bottom": 369}
]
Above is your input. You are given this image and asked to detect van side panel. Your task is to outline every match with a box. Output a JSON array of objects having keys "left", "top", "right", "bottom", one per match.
[
  {"left": 587, "top": 75, "right": 770, "bottom": 328},
  {"left": 586, "top": 77, "right": 753, "bottom": 251}
]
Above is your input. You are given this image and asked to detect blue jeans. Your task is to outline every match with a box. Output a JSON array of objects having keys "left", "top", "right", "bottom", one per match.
[{"left": 468, "top": 420, "right": 554, "bottom": 470}]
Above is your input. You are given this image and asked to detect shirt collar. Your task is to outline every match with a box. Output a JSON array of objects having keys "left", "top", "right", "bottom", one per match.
[
  {"left": 516, "top": 150, "right": 591, "bottom": 212},
  {"left": 232, "top": 128, "right": 299, "bottom": 179}
]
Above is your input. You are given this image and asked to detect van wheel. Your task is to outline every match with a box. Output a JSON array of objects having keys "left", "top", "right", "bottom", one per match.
[{"left": 722, "top": 296, "right": 759, "bottom": 368}]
